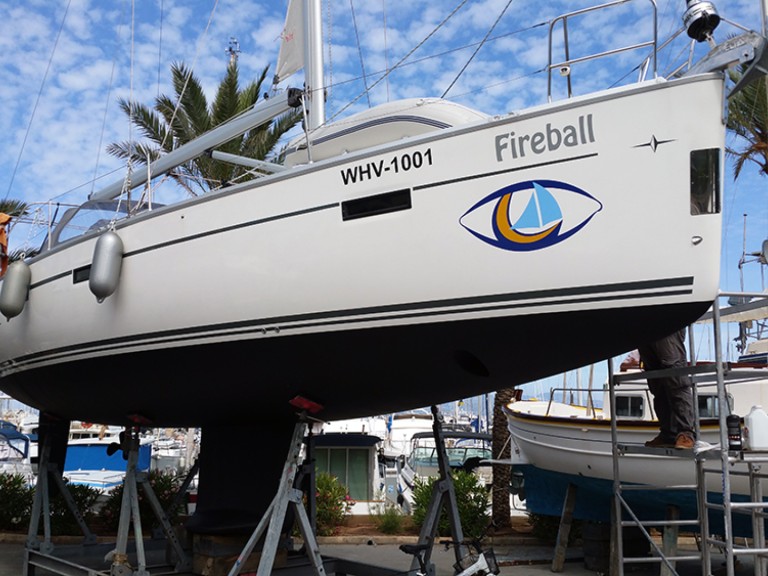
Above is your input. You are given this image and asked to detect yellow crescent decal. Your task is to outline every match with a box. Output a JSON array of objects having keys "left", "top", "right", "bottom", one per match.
[{"left": 494, "top": 193, "right": 561, "bottom": 244}]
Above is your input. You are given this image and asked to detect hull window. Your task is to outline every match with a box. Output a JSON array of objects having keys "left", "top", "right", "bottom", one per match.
[
  {"left": 342, "top": 189, "right": 412, "bottom": 221},
  {"left": 690, "top": 148, "right": 721, "bottom": 215}
]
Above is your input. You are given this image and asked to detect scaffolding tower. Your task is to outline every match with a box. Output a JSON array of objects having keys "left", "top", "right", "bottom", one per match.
[{"left": 609, "top": 292, "right": 768, "bottom": 576}]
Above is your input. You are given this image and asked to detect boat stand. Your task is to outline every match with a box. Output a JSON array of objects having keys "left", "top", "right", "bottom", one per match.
[
  {"left": 226, "top": 411, "right": 404, "bottom": 576},
  {"left": 25, "top": 426, "right": 192, "bottom": 576},
  {"left": 27, "top": 431, "right": 98, "bottom": 555},
  {"left": 398, "top": 405, "right": 466, "bottom": 576},
  {"left": 109, "top": 427, "right": 191, "bottom": 575}
]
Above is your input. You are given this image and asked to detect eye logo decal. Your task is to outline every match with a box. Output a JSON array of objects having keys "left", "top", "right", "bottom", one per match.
[{"left": 459, "top": 180, "right": 602, "bottom": 251}]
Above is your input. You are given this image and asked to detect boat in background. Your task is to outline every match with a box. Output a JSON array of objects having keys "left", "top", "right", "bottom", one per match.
[
  {"left": 396, "top": 430, "right": 493, "bottom": 513},
  {"left": 64, "top": 427, "right": 154, "bottom": 493},
  {"left": 0, "top": 0, "right": 765, "bottom": 533},
  {"left": 0, "top": 419, "right": 34, "bottom": 480},
  {"left": 505, "top": 337, "right": 768, "bottom": 538},
  {"left": 380, "top": 411, "right": 434, "bottom": 466},
  {"left": 313, "top": 416, "right": 390, "bottom": 514}
]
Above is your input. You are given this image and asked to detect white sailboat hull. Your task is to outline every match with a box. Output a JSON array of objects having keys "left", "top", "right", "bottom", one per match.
[{"left": 0, "top": 75, "right": 725, "bottom": 427}]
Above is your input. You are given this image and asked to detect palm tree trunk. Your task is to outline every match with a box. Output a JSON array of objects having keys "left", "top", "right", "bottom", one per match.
[{"left": 491, "top": 387, "right": 516, "bottom": 529}]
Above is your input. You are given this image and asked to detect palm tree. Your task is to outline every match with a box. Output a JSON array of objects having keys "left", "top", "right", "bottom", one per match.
[
  {"left": 108, "top": 62, "right": 302, "bottom": 196},
  {"left": 491, "top": 387, "right": 516, "bottom": 530},
  {"left": 726, "top": 67, "right": 768, "bottom": 178},
  {"left": 0, "top": 199, "right": 29, "bottom": 220}
]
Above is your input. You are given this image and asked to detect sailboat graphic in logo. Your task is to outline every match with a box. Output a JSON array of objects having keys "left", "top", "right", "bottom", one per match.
[{"left": 459, "top": 180, "right": 602, "bottom": 251}]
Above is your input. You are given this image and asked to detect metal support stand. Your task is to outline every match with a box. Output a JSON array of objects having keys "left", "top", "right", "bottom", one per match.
[
  {"left": 111, "top": 427, "right": 190, "bottom": 575},
  {"left": 227, "top": 414, "right": 326, "bottom": 576},
  {"left": 401, "top": 405, "right": 470, "bottom": 576},
  {"left": 27, "top": 432, "right": 97, "bottom": 554}
]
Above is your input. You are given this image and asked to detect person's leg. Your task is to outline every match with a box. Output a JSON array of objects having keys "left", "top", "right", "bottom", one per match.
[{"left": 639, "top": 343, "right": 676, "bottom": 445}]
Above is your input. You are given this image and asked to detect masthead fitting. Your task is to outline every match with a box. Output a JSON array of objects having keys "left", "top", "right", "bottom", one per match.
[{"left": 683, "top": 0, "right": 721, "bottom": 42}]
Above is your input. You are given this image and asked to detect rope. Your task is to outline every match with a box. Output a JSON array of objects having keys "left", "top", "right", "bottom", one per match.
[
  {"left": 4, "top": 0, "right": 73, "bottom": 202},
  {"left": 441, "top": 0, "right": 516, "bottom": 99}
]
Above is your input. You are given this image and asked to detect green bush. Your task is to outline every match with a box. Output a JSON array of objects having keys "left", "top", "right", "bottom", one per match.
[
  {"left": 369, "top": 499, "right": 406, "bottom": 534},
  {"left": 411, "top": 470, "right": 490, "bottom": 540},
  {"left": 0, "top": 472, "right": 102, "bottom": 535},
  {"left": 100, "top": 470, "right": 183, "bottom": 532},
  {"left": 0, "top": 473, "right": 34, "bottom": 531},
  {"left": 314, "top": 471, "right": 354, "bottom": 536},
  {"left": 49, "top": 481, "right": 101, "bottom": 535}
]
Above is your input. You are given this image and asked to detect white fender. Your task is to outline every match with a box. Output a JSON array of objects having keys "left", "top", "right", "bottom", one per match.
[
  {"left": 0, "top": 260, "right": 31, "bottom": 320},
  {"left": 89, "top": 230, "right": 124, "bottom": 302}
]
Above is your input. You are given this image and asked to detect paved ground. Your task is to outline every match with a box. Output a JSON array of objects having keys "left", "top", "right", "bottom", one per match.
[{"left": 0, "top": 534, "right": 762, "bottom": 575}]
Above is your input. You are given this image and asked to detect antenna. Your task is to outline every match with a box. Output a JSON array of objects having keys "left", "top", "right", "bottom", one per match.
[{"left": 226, "top": 37, "right": 241, "bottom": 65}]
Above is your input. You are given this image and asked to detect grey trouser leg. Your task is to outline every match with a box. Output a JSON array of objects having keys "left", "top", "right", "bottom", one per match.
[{"left": 638, "top": 329, "right": 695, "bottom": 439}]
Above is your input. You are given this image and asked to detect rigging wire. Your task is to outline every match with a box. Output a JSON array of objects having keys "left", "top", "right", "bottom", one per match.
[
  {"left": 325, "top": 20, "right": 547, "bottom": 96},
  {"left": 157, "top": 0, "right": 165, "bottom": 98},
  {"left": 90, "top": 0, "right": 131, "bottom": 198},
  {"left": 382, "top": 0, "right": 390, "bottom": 102},
  {"left": 326, "top": 0, "right": 470, "bottom": 123},
  {"left": 349, "top": 0, "right": 371, "bottom": 108},
  {"left": 4, "top": 0, "right": 73, "bottom": 202},
  {"left": 441, "top": 0, "right": 515, "bottom": 99},
  {"left": 158, "top": 0, "right": 221, "bottom": 153}
]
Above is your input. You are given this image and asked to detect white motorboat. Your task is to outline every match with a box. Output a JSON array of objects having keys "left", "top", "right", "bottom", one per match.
[
  {"left": 314, "top": 416, "right": 390, "bottom": 514},
  {"left": 380, "top": 410, "right": 435, "bottom": 464},
  {"left": 396, "top": 430, "right": 493, "bottom": 513},
  {"left": 0, "top": 0, "right": 764, "bottom": 533}
]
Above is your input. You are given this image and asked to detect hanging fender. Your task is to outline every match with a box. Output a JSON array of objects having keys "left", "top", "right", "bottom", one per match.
[
  {"left": 0, "top": 260, "right": 31, "bottom": 320},
  {"left": 89, "top": 230, "right": 124, "bottom": 303}
]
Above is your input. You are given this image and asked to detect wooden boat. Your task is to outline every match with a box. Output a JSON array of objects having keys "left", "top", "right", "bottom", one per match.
[{"left": 504, "top": 346, "right": 768, "bottom": 537}]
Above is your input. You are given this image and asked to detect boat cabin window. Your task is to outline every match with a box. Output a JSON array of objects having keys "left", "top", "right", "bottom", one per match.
[
  {"left": 690, "top": 148, "right": 720, "bottom": 215},
  {"left": 697, "top": 393, "right": 731, "bottom": 418},
  {"left": 615, "top": 395, "right": 645, "bottom": 419},
  {"left": 48, "top": 200, "right": 161, "bottom": 248},
  {"left": 315, "top": 447, "right": 372, "bottom": 500}
]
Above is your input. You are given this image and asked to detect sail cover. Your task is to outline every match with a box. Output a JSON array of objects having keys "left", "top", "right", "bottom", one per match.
[{"left": 274, "top": 0, "right": 304, "bottom": 84}]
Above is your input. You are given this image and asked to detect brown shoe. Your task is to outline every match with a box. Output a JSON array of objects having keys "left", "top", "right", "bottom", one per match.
[
  {"left": 645, "top": 434, "right": 675, "bottom": 448},
  {"left": 675, "top": 433, "right": 695, "bottom": 449}
]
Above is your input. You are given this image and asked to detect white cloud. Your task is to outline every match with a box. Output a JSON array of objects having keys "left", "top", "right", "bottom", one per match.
[{"left": 0, "top": 0, "right": 765, "bottom": 272}]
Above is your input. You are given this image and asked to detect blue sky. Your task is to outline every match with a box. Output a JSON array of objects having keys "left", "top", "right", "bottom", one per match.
[{"left": 0, "top": 0, "right": 766, "bottom": 409}]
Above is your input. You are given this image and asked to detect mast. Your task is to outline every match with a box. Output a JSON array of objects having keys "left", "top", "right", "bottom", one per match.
[{"left": 304, "top": 0, "right": 325, "bottom": 130}]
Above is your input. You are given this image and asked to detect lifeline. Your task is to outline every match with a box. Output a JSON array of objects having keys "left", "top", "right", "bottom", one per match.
[{"left": 494, "top": 114, "right": 595, "bottom": 162}]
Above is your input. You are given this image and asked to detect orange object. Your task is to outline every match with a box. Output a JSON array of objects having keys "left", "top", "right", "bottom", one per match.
[{"left": 0, "top": 213, "right": 11, "bottom": 278}]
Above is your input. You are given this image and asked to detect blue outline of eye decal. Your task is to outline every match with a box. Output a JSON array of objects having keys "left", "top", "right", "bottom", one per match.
[{"left": 459, "top": 180, "right": 603, "bottom": 251}]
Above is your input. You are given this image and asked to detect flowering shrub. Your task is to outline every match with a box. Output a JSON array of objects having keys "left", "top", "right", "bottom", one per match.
[
  {"left": 101, "top": 470, "right": 183, "bottom": 532},
  {"left": 0, "top": 472, "right": 103, "bottom": 535},
  {"left": 314, "top": 471, "right": 354, "bottom": 536}
]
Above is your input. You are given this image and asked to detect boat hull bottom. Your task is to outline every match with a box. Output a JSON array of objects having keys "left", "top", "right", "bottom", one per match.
[
  {"left": 518, "top": 465, "right": 762, "bottom": 539},
  {"left": 0, "top": 301, "right": 711, "bottom": 427}
]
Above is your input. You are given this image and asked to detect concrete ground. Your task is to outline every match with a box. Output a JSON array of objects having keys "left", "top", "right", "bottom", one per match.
[{"left": 0, "top": 533, "right": 763, "bottom": 576}]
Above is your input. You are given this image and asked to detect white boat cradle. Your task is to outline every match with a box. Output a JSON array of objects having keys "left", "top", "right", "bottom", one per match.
[{"left": 0, "top": 0, "right": 766, "bottom": 573}]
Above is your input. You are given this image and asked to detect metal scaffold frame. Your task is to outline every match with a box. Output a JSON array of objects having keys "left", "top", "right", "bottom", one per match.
[{"left": 608, "top": 291, "right": 768, "bottom": 576}]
